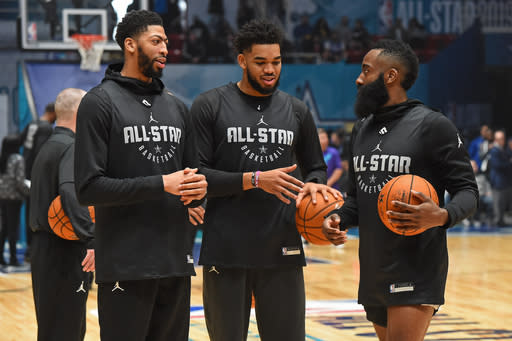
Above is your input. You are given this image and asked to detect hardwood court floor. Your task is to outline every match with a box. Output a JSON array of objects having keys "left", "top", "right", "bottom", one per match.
[{"left": 1, "top": 231, "right": 511, "bottom": 340}]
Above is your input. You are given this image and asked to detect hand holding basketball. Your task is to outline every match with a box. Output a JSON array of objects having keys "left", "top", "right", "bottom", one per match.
[
  {"left": 377, "top": 174, "right": 446, "bottom": 236},
  {"left": 387, "top": 190, "right": 449, "bottom": 233},
  {"left": 296, "top": 182, "right": 342, "bottom": 207},
  {"left": 322, "top": 213, "right": 347, "bottom": 246}
]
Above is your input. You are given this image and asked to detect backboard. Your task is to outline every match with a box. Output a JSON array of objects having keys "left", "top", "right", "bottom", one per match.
[{"left": 20, "top": 0, "right": 149, "bottom": 51}]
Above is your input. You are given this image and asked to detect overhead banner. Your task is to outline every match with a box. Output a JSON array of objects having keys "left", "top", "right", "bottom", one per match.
[{"left": 380, "top": 0, "right": 512, "bottom": 34}]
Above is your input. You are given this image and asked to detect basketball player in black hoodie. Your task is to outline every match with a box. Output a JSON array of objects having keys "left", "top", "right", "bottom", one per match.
[
  {"left": 74, "top": 10, "right": 207, "bottom": 341},
  {"left": 191, "top": 19, "right": 341, "bottom": 341},
  {"left": 323, "top": 40, "right": 478, "bottom": 341}
]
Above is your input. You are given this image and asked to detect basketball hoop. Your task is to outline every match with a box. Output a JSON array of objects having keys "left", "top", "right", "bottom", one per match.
[{"left": 71, "top": 33, "right": 106, "bottom": 72}]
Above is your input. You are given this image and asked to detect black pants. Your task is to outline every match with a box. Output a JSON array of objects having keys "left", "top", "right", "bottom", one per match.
[
  {"left": 0, "top": 200, "right": 22, "bottom": 264},
  {"left": 31, "top": 231, "right": 92, "bottom": 341},
  {"left": 97, "top": 276, "right": 191, "bottom": 341},
  {"left": 203, "top": 266, "right": 305, "bottom": 341}
]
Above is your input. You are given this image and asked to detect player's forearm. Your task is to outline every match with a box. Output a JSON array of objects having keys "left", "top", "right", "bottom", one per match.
[{"left": 199, "top": 167, "right": 244, "bottom": 197}]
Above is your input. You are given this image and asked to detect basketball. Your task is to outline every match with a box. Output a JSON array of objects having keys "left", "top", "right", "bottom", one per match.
[
  {"left": 296, "top": 192, "right": 344, "bottom": 245},
  {"left": 48, "top": 195, "right": 95, "bottom": 240},
  {"left": 377, "top": 174, "right": 439, "bottom": 236}
]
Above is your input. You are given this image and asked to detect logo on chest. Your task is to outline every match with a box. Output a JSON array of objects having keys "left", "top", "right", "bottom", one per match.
[
  {"left": 353, "top": 140, "right": 412, "bottom": 194},
  {"left": 226, "top": 114, "right": 294, "bottom": 164},
  {"left": 122, "top": 111, "right": 182, "bottom": 164}
]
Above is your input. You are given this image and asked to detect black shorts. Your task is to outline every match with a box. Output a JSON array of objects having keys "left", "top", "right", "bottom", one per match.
[
  {"left": 364, "top": 304, "right": 440, "bottom": 327},
  {"left": 202, "top": 266, "right": 305, "bottom": 341}
]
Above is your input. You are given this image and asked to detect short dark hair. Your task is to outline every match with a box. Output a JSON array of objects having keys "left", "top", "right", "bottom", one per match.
[
  {"left": 115, "top": 10, "right": 163, "bottom": 50},
  {"left": 44, "top": 102, "right": 55, "bottom": 113},
  {"left": 373, "top": 39, "right": 419, "bottom": 91},
  {"left": 233, "top": 19, "right": 284, "bottom": 54}
]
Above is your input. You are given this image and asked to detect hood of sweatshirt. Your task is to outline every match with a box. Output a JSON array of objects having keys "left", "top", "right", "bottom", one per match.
[
  {"left": 372, "top": 99, "right": 425, "bottom": 123},
  {"left": 102, "top": 63, "right": 164, "bottom": 96}
]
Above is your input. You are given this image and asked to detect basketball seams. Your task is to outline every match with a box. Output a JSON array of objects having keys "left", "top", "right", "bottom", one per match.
[
  {"left": 301, "top": 200, "right": 344, "bottom": 222},
  {"left": 408, "top": 175, "right": 415, "bottom": 204}
]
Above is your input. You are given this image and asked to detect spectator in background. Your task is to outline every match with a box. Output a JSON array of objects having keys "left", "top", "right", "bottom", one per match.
[
  {"left": 387, "top": 18, "right": 408, "bottom": 42},
  {"left": 469, "top": 160, "right": 493, "bottom": 227},
  {"left": 237, "top": 0, "right": 256, "bottom": 29},
  {"left": 334, "top": 16, "right": 352, "bottom": 50},
  {"left": 468, "top": 124, "right": 490, "bottom": 170},
  {"left": 479, "top": 126, "right": 494, "bottom": 176},
  {"left": 0, "top": 135, "right": 29, "bottom": 267},
  {"left": 407, "top": 17, "right": 427, "bottom": 49},
  {"left": 20, "top": 103, "right": 56, "bottom": 180},
  {"left": 508, "top": 137, "right": 512, "bottom": 152},
  {"left": 323, "top": 31, "right": 345, "bottom": 63},
  {"left": 488, "top": 130, "right": 512, "bottom": 227},
  {"left": 293, "top": 14, "right": 313, "bottom": 52},
  {"left": 349, "top": 18, "right": 371, "bottom": 50},
  {"left": 189, "top": 15, "right": 210, "bottom": 47},
  {"left": 312, "top": 17, "right": 331, "bottom": 44},
  {"left": 329, "top": 126, "right": 346, "bottom": 158},
  {"left": 19, "top": 102, "right": 56, "bottom": 262},
  {"left": 318, "top": 128, "right": 342, "bottom": 190},
  {"left": 183, "top": 27, "right": 207, "bottom": 63},
  {"left": 338, "top": 157, "right": 350, "bottom": 198},
  {"left": 207, "top": 12, "right": 235, "bottom": 63}
]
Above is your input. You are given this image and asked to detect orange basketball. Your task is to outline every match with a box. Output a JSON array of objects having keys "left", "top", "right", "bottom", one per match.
[
  {"left": 377, "top": 174, "right": 439, "bottom": 236},
  {"left": 296, "top": 192, "right": 344, "bottom": 245},
  {"left": 48, "top": 195, "right": 95, "bottom": 240}
]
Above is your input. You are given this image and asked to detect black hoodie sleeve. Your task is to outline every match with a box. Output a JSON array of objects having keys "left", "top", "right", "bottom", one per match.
[
  {"left": 425, "top": 113, "right": 478, "bottom": 228},
  {"left": 74, "top": 88, "right": 164, "bottom": 207},
  {"left": 328, "top": 119, "right": 361, "bottom": 229},
  {"left": 59, "top": 143, "right": 94, "bottom": 248}
]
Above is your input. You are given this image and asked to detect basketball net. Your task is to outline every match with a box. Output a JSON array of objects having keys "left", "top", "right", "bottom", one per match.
[{"left": 71, "top": 34, "right": 106, "bottom": 72}]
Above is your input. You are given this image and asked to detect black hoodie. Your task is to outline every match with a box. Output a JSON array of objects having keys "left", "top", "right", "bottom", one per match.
[
  {"left": 74, "top": 64, "right": 199, "bottom": 282},
  {"left": 330, "top": 99, "right": 478, "bottom": 307}
]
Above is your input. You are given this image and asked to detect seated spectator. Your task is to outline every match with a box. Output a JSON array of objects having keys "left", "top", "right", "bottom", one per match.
[
  {"left": 334, "top": 16, "right": 352, "bottom": 49},
  {"left": 323, "top": 31, "right": 345, "bottom": 63},
  {"left": 293, "top": 14, "right": 313, "bottom": 52},
  {"left": 189, "top": 15, "right": 210, "bottom": 47},
  {"left": 488, "top": 130, "right": 512, "bottom": 227},
  {"left": 349, "top": 18, "right": 371, "bottom": 50},
  {"left": 183, "top": 28, "right": 207, "bottom": 63},
  {"left": 387, "top": 18, "right": 408, "bottom": 42},
  {"left": 312, "top": 17, "right": 331, "bottom": 43}
]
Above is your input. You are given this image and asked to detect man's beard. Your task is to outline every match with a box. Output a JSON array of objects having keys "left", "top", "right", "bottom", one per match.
[
  {"left": 138, "top": 47, "right": 163, "bottom": 79},
  {"left": 247, "top": 67, "right": 280, "bottom": 95},
  {"left": 354, "top": 73, "right": 389, "bottom": 118}
]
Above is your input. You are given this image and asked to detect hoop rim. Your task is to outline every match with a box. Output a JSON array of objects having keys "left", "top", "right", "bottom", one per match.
[{"left": 71, "top": 33, "right": 107, "bottom": 49}]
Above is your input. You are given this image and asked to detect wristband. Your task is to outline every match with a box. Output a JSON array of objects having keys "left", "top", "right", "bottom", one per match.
[
  {"left": 255, "top": 171, "right": 260, "bottom": 188},
  {"left": 251, "top": 172, "right": 256, "bottom": 187}
]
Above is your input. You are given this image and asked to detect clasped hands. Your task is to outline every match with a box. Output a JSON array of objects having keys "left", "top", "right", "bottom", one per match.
[{"left": 163, "top": 167, "right": 207, "bottom": 205}]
